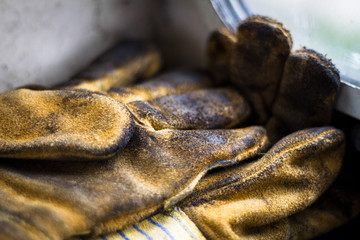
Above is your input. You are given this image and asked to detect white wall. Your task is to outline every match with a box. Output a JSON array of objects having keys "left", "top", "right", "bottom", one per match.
[{"left": 0, "top": 0, "right": 156, "bottom": 91}]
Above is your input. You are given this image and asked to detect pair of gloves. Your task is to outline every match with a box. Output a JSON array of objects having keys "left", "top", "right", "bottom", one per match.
[{"left": 0, "top": 16, "right": 358, "bottom": 240}]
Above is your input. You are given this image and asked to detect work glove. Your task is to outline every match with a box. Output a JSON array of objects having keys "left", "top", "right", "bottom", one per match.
[
  {"left": 175, "top": 112, "right": 360, "bottom": 240},
  {"left": 0, "top": 65, "right": 269, "bottom": 240},
  {"left": 178, "top": 126, "right": 345, "bottom": 240},
  {"left": 93, "top": 127, "right": 347, "bottom": 240}
]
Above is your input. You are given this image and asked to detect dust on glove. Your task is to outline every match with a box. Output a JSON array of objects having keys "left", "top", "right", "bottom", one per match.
[
  {"left": 179, "top": 127, "right": 345, "bottom": 240},
  {"left": 0, "top": 69, "right": 268, "bottom": 240},
  {"left": 0, "top": 89, "right": 133, "bottom": 160}
]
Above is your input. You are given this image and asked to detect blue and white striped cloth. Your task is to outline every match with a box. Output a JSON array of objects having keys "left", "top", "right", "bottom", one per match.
[{"left": 76, "top": 208, "right": 205, "bottom": 240}]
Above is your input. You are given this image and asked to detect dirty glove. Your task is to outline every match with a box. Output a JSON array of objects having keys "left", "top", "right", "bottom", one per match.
[
  {"left": 93, "top": 127, "right": 346, "bottom": 240},
  {"left": 178, "top": 127, "right": 345, "bottom": 240},
  {"left": 0, "top": 70, "right": 269, "bottom": 240}
]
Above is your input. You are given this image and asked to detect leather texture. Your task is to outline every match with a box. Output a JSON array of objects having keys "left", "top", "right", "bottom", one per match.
[{"left": 0, "top": 62, "right": 268, "bottom": 239}]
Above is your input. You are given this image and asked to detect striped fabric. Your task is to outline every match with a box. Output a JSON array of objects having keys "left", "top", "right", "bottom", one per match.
[{"left": 77, "top": 208, "right": 206, "bottom": 240}]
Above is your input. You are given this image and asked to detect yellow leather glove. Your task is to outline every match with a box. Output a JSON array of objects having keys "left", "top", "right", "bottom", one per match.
[
  {"left": 178, "top": 127, "right": 345, "bottom": 240},
  {"left": 0, "top": 69, "right": 269, "bottom": 240},
  {"left": 89, "top": 127, "right": 348, "bottom": 240}
]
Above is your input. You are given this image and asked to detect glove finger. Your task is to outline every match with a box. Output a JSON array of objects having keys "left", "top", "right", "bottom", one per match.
[
  {"left": 266, "top": 48, "right": 341, "bottom": 143},
  {"left": 230, "top": 16, "right": 293, "bottom": 124},
  {"left": 0, "top": 89, "right": 133, "bottom": 160},
  {"left": 180, "top": 127, "right": 345, "bottom": 240},
  {"left": 57, "top": 40, "right": 162, "bottom": 92},
  {"left": 207, "top": 28, "right": 236, "bottom": 85},
  {"left": 127, "top": 87, "right": 250, "bottom": 130},
  {"left": 0, "top": 125, "right": 268, "bottom": 239},
  {"left": 108, "top": 70, "right": 213, "bottom": 103}
]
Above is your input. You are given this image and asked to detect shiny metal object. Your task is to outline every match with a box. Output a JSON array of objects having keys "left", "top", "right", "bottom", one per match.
[
  {"left": 210, "top": 0, "right": 250, "bottom": 33},
  {"left": 335, "top": 78, "right": 360, "bottom": 120}
]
